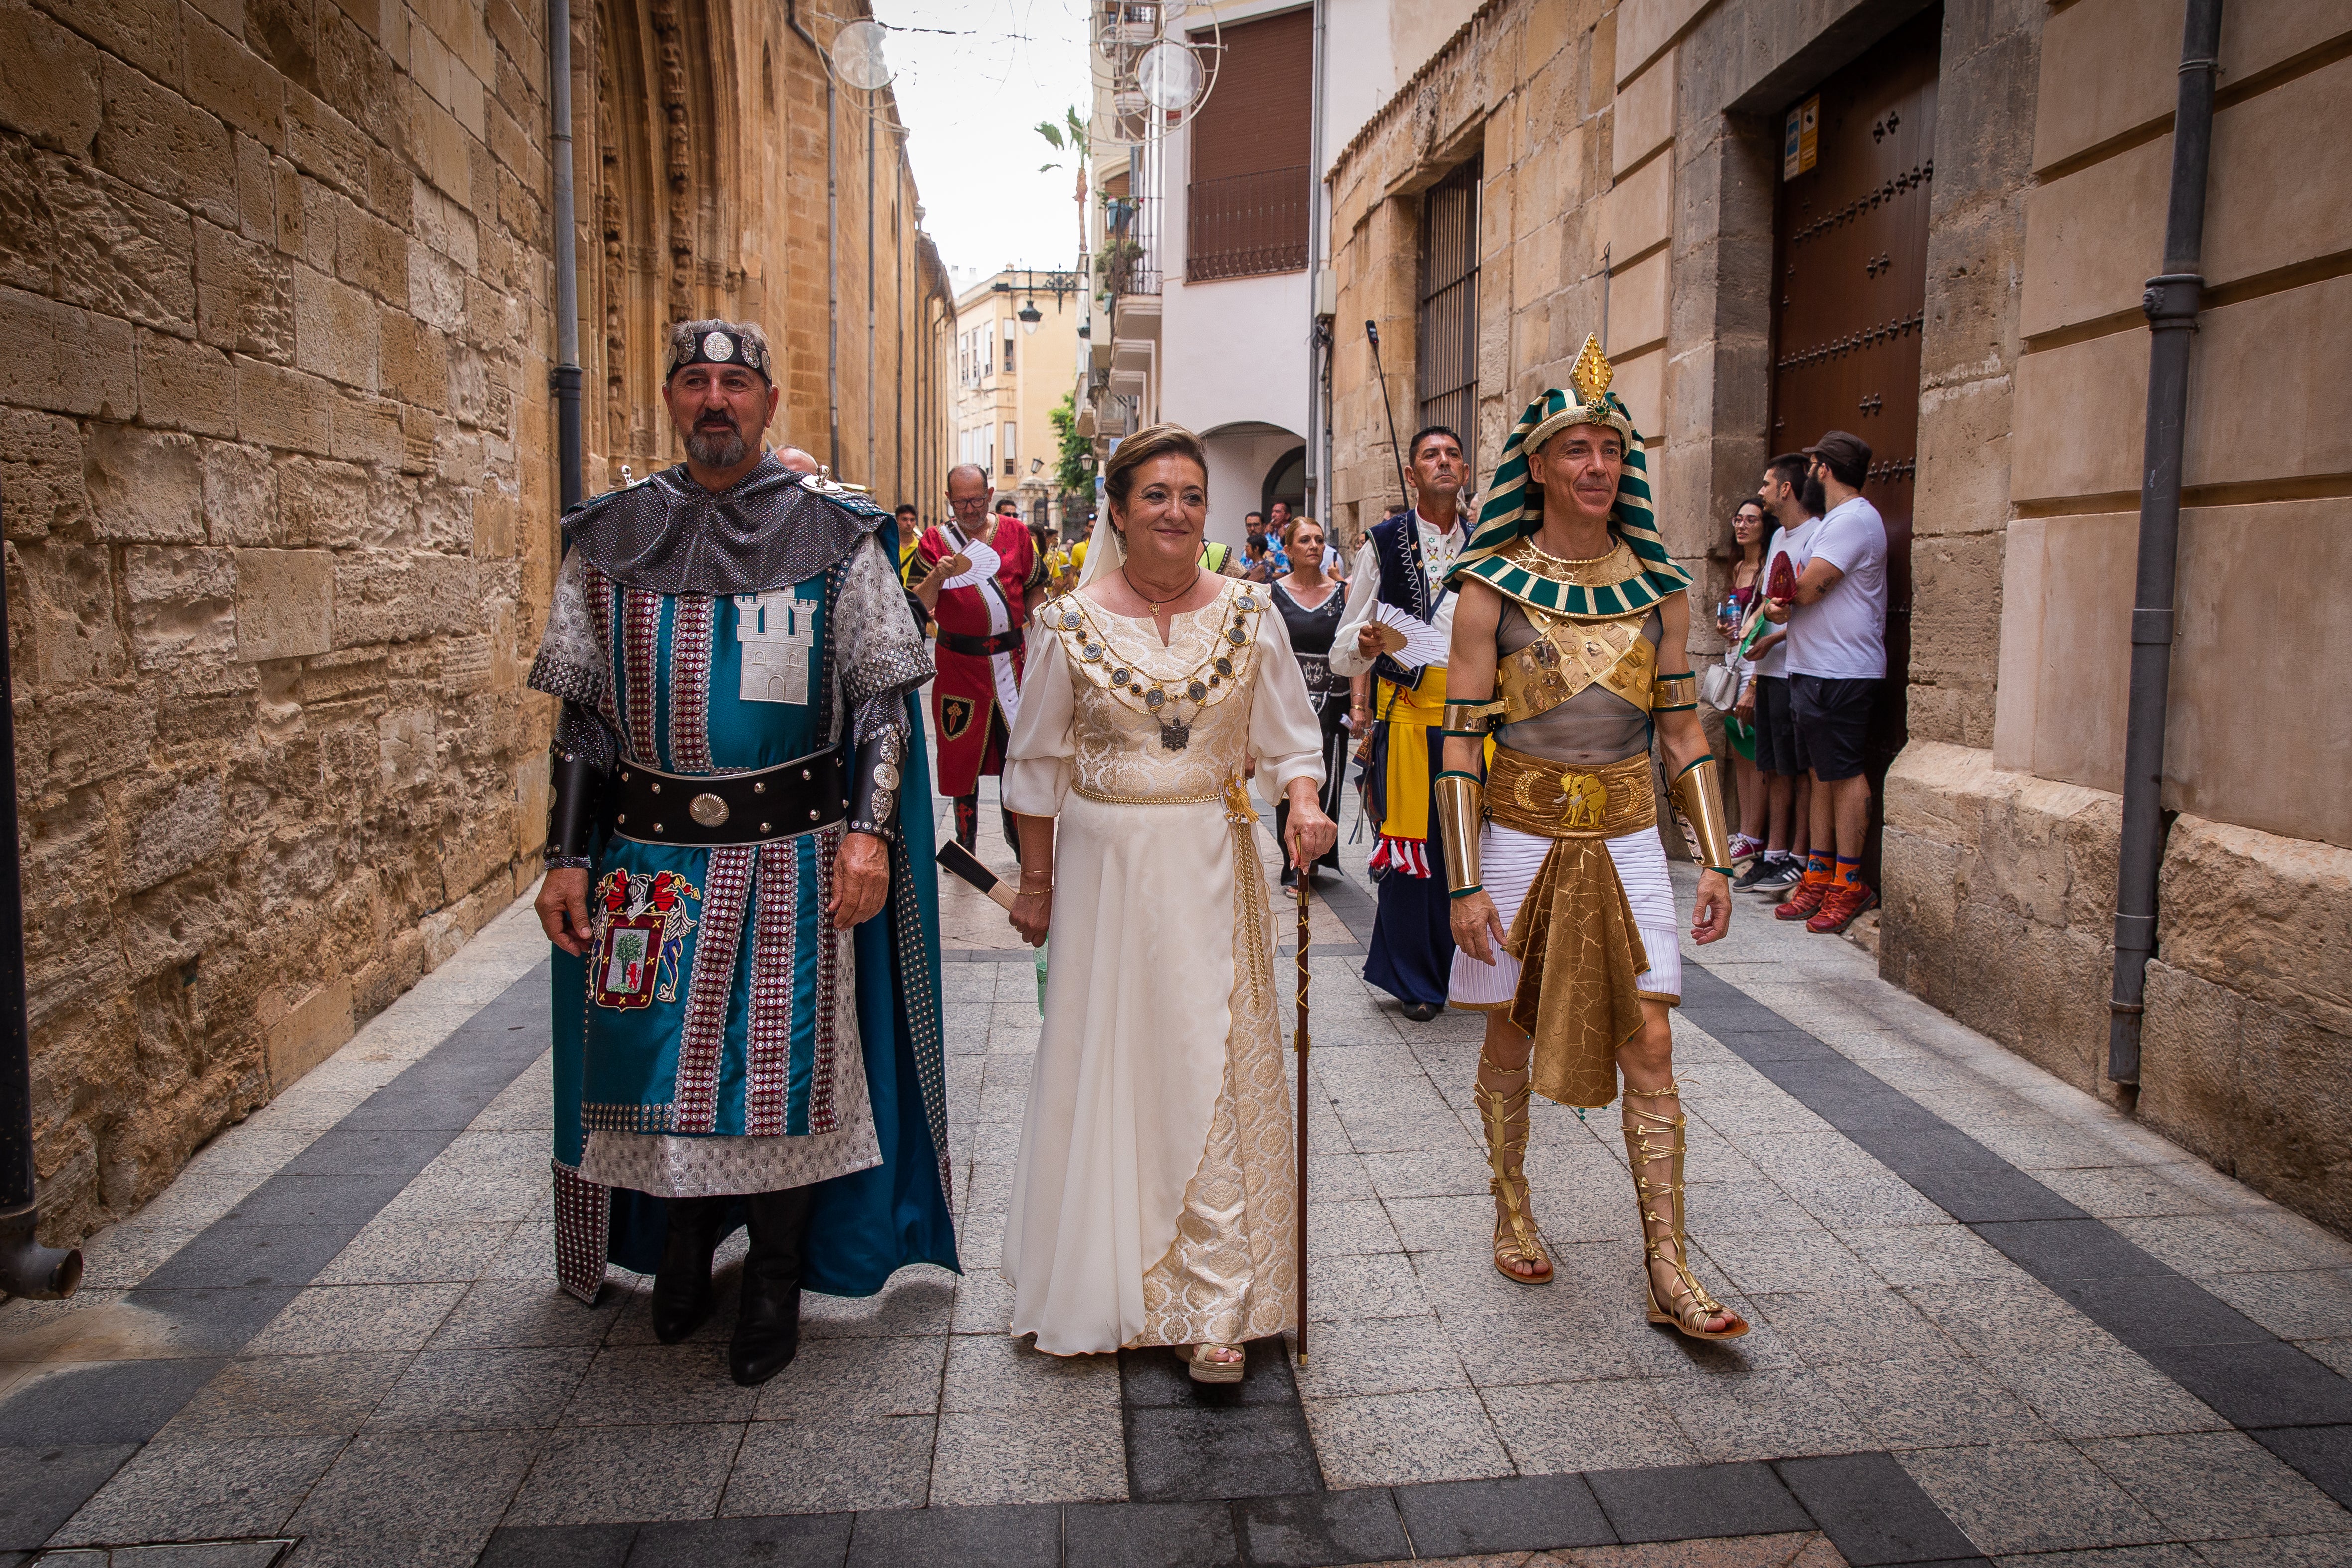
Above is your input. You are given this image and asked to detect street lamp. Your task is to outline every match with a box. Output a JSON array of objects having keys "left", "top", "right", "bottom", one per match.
[{"left": 1018, "top": 299, "right": 1043, "bottom": 324}]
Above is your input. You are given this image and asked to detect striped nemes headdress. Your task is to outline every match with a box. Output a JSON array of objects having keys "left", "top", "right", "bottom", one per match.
[{"left": 1442, "top": 335, "right": 1692, "bottom": 614}]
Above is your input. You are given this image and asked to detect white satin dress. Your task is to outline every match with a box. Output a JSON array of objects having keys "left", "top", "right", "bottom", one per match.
[{"left": 1000, "top": 578, "right": 1326, "bottom": 1355}]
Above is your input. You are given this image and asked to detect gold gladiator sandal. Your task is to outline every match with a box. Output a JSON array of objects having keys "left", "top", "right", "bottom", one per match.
[
  {"left": 1622, "top": 1081, "right": 1749, "bottom": 1340},
  {"left": 1474, "top": 1065, "right": 1554, "bottom": 1286}
]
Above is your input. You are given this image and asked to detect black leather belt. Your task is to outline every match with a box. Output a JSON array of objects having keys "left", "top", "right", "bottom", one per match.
[
  {"left": 608, "top": 746, "right": 849, "bottom": 847},
  {"left": 939, "top": 627, "right": 1024, "bottom": 659}
]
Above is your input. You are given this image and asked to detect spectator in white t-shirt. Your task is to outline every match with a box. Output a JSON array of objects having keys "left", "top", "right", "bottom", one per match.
[
  {"left": 1761, "top": 430, "right": 1888, "bottom": 935},
  {"left": 1734, "top": 453, "right": 1817, "bottom": 896}
]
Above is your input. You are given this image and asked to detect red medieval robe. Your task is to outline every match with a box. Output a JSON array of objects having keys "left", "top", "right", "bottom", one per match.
[{"left": 916, "top": 517, "right": 1044, "bottom": 795}]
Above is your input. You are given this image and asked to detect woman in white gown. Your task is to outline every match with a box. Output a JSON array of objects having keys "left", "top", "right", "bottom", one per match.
[{"left": 999, "top": 423, "right": 1338, "bottom": 1381}]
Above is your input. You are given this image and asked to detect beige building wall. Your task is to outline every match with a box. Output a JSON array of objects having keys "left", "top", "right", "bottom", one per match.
[
  {"left": 0, "top": 0, "right": 953, "bottom": 1248},
  {"left": 1324, "top": 0, "right": 2352, "bottom": 1234},
  {"left": 951, "top": 271, "right": 1081, "bottom": 528}
]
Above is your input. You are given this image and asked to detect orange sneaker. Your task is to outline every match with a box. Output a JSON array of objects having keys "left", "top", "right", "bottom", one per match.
[
  {"left": 1807, "top": 881, "right": 1879, "bottom": 933},
  {"left": 1774, "top": 879, "right": 1830, "bottom": 921}
]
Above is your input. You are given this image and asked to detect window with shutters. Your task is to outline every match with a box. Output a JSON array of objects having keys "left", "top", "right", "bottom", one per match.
[
  {"left": 1417, "top": 156, "right": 1480, "bottom": 445},
  {"left": 1186, "top": 7, "right": 1312, "bottom": 282}
]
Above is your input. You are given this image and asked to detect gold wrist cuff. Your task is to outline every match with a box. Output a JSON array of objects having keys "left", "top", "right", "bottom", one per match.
[
  {"left": 1441, "top": 699, "right": 1503, "bottom": 734},
  {"left": 1433, "top": 772, "right": 1485, "bottom": 894},
  {"left": 1670, "top": 755, "right": 1736, "bottom": 872},
  {"left": 1653, "top": 671, "right": 1699, "bottom": 710}
]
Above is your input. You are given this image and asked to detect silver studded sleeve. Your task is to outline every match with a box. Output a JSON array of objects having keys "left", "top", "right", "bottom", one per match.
[
  {"left": 834, "top": 536, "right": 934, "bottom": 840},
  {"left": 529, "top": 549, "right": 619, "bottom": 868}
]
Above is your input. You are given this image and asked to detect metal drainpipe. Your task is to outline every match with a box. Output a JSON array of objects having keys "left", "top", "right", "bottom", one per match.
[
  {"left": 0, "top": 507, "right": 83, "bottom": 1300},
  {"left": 549, "top": 0, "right": 582, "bottom": 509},
  {"left": 2109, "top": 0, "right": 2224, "bottom": 1087},
  {"left": 787, "top": 0, "right": 842, "bottom": 476},
  {"left": 865, "top": 98, "right": 877, "bottom": 488},
  {"left": 1305, "top": 0, "right": 1327, "bottom": 525}
]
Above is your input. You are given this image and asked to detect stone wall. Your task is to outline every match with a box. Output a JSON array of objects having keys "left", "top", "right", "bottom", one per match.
[
  {"left": 1, "top": 0, "right": 956, "bottom": 1251},
  {"left": 0, "top": 0, "right": 553, "bottom": 1243}
]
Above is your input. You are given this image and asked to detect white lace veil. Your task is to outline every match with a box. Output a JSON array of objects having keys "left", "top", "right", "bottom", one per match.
[{"left": 1077, "top": 515, "right": 1125, "bottom": 589}]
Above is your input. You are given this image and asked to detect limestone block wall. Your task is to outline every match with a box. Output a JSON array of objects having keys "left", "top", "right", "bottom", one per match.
[{"left": 0, "top": 0, "right": 554, "bottom": 1244}]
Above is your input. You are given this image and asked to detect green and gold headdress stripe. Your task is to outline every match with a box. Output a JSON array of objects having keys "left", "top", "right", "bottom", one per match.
[{"left": 1443, "top": 334, "right": 1692, "bottom": 618}]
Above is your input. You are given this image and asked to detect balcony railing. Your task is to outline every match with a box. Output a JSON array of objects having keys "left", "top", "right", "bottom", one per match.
[{"left": 1187, "top": 166, "right": 1309, "bottom": 281}]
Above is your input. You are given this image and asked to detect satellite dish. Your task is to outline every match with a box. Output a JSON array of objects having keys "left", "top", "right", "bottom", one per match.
[
  {"left": 1136, "top": 40, "right": 1203, "bottom": 113},
  {"left": 833, "top": 19, "right": 893, "bottom": 91}
]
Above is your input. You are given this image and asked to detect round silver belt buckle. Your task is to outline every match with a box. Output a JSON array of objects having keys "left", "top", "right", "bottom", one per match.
[{"left": 688, "top": 792, "right": 730, "bottom": 828}]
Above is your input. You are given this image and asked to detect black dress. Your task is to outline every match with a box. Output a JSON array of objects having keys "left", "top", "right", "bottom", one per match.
[{"left": 1271, "top": 577, "right": 1349, "bottom": 876}]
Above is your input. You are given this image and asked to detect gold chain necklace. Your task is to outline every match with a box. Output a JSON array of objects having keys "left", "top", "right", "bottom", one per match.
[
  {"left": 1053, "top": 584, "right": 1265, "bottom": 751},
  {"left": 1521, "top": 535, "right": 1627, "bottom": 583},
  {"left": 1120, "top": 563, "right": 1200, "bottom": 616}
]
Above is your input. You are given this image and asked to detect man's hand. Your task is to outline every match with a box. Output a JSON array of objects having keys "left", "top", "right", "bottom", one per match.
[
  {"left": 1733, "top": 683, "right": 1756, "bottom": 722},
  {"left": 829, "top": 832, "right": 890, "bottom": 929},
  {"left": 1354, "top": 624, "right": 1384, "bottom": 659},
  {"left": 537, "top": 868, "right": 595, "bottom": 956},
  {"left": 1008, "top": 890, "right": 1051, "bottom": 947},
  {"left": 1450, "top": 888, "right": 1508, "bottom": 965},
  {"left": 1691, "top": 869, "right": 1732, "bottom": 945},
  {"left": 1762, "top": 597, "right": 1791, "bottom": 624}
]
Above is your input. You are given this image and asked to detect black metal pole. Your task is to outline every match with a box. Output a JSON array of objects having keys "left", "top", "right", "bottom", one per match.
[
  {"left": 1366, "top": 321, "right": 1410, "bottom": 512},
  {"left": 549, "top": 0, "right": 582, "bottom": 509},
  {"left": 2109, "top": 0, "right": 2223, "bottom": 1086},
  {"left": 0, "top": 508, "right": 82, "bottom": 1300}
]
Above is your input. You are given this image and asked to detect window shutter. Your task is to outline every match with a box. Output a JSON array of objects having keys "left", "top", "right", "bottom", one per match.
[{"left": 1186, "top": 7, "right": 1312, "bottom": 281}]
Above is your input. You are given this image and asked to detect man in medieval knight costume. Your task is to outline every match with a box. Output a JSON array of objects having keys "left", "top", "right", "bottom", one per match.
[
  {"left": 531, "top": 319, "right": 957, "bottom": 1386},
  {"left": 1329, "top": 427, "right": 1476, "bottom": 1021},
  {"left": 1436, "top": 337, "right": 1747, "bottom": 1340}
]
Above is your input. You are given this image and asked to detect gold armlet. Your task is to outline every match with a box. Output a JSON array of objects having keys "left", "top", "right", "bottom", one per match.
[
  {"left": 1653, "top": 672, "right": 1699, "bottom": 714},
  {"left": 1433, "top": 772, "right": 1485, "bottom": 896},
  {"left": 1670, "top": 755, "right": 1736, "bottom": 873},
  {"left": 1441, "top": 699, "right": 1503, "bottom": 735}
]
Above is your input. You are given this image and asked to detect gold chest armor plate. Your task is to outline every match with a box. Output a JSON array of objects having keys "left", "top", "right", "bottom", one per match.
[{"left": 1495, "top": 608, "right": 1657, "bottom": 725}]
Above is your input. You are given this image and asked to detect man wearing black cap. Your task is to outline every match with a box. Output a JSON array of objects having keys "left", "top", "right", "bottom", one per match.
[
  {"left": 529, "top": 318, "right": 958, "bottom": 1385},
  {"left": 1761, "top": 429, "right": 1889, "bottom": 933}
]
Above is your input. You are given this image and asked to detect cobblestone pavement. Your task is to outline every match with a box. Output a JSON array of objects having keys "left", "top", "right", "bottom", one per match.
[{"left": 4, "top": 782, "right": 2351, "bottom": 1568}]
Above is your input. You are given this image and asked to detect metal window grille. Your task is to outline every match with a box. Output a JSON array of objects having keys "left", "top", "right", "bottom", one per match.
[
  {"left": 1187, "top": 167, "right": 1309, "bottom": 281},
  {"left": 1417, "top": 157, "right": 1481, "bottom": 445}
]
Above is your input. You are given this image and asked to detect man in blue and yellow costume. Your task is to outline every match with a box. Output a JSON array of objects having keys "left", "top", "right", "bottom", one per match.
[
  {"left": 1436, "top": 337, "right": 1746, "bottom": 1340},
  {"left": 1330, "top": 428, "right": 1476, "bottom": 1021},
  {"left": 530, "top": 319, "right": 956, "bottom": 1387}
]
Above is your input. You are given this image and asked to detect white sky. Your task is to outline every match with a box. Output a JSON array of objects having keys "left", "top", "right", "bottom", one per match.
[{"left": 867, "top": 0, "right": 1095, "bottom": 276}]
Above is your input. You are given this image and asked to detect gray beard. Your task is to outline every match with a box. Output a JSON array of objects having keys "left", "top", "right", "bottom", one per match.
[{"left": 685, "top": 425, "right": 749, "bottom": 468}]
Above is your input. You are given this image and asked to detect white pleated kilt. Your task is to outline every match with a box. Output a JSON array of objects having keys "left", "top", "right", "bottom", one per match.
[{"left": 1448, "top": 821, "right": 1683, "bottom": 1008}]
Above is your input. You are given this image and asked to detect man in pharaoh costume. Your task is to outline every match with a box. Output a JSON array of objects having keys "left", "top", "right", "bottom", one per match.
[
  {"left": 1436, "top": 338, "right": 1747, "bottom": 1340},
  {"left": 531, "top": 320, "right": 957, "bottom": 1386},
  {"left": 910, "top": 463, "right": 1049, "bottom": 854},
  {"left": 1329, "top": 427, "right": 1476, "bottom": 1021}
]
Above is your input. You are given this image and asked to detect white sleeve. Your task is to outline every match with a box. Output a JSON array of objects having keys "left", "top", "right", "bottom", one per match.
[
  {"left": 1325, "top": 541, "right": 1385, "bottom": 676},
  {"left": 1249, "top": 608, "right": 1328, "bottom": 805},
  {"left": 1000, "top": 619, "right": 1074, "bottom": 817}
]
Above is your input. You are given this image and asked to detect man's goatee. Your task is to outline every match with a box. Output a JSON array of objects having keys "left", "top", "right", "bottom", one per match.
[{"left": 686, "top": 427, "right": 750, "bottom": 467}]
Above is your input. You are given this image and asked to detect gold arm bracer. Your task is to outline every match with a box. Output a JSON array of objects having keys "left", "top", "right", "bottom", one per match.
[
  {"left": 1433, "top": 771, "right": 1485, "bottom": 896},
  {"left": 1441, "top": 698, "right": 1503, "bottom": 735},
  {"left": 1652, "top": 670, "right": 1700, "bottom": 713},
  {"left": 1670, "top": 755, "right": 1736, "bottom": 873}
]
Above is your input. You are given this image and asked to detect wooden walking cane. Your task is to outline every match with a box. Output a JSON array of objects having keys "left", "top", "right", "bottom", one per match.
[{"left": 1294, "top": 865, "right": 1311, "bottom": 1366}]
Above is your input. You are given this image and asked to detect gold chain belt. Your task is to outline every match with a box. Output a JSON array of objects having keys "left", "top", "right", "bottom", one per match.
[
  {"left": 1484, "top": 746, "right": 1656, "bottom": 840},
  {"left": 1071, "top": 779, "right": 1233, "bottom": 808}
]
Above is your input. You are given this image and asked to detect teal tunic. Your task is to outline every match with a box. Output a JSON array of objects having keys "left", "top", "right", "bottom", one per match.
[{"left": 532, "top": 470, "right": 955, "bottom": 1302}]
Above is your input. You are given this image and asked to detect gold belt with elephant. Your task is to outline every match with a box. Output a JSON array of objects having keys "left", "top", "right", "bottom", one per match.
[{"left": 1483, "top": 747, "right": 1656, "bottom": 840}]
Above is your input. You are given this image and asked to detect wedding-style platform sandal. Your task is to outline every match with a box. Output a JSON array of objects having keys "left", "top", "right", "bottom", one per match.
[
  {"left": 1184, "top": 1341, "right": 1247, "bottom": 1384},
  {"left": 1474, "top": 1073, "right": 1554, "bottom": 1286},
  {"left": 1623, "top": 1080, "right": 1749, "bottom": 1340}
]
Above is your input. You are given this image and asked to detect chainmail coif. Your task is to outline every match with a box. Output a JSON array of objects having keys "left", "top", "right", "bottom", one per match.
[{"left": 562, "top": 450, "right": 887, "bottom": 596}]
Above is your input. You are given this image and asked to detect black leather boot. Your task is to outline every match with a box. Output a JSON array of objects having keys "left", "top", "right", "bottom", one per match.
[
  {"left": 649, "top": 1196, "right": 726, "bottom": 1345},
  {"left": 730, "top": 1186, "right": 817, "bottom": 1386}
]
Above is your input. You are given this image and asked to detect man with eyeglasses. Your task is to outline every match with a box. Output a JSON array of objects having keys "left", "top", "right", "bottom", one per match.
[{"left": 912, "top": 463, "right": 1049, "bottom": 852}]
